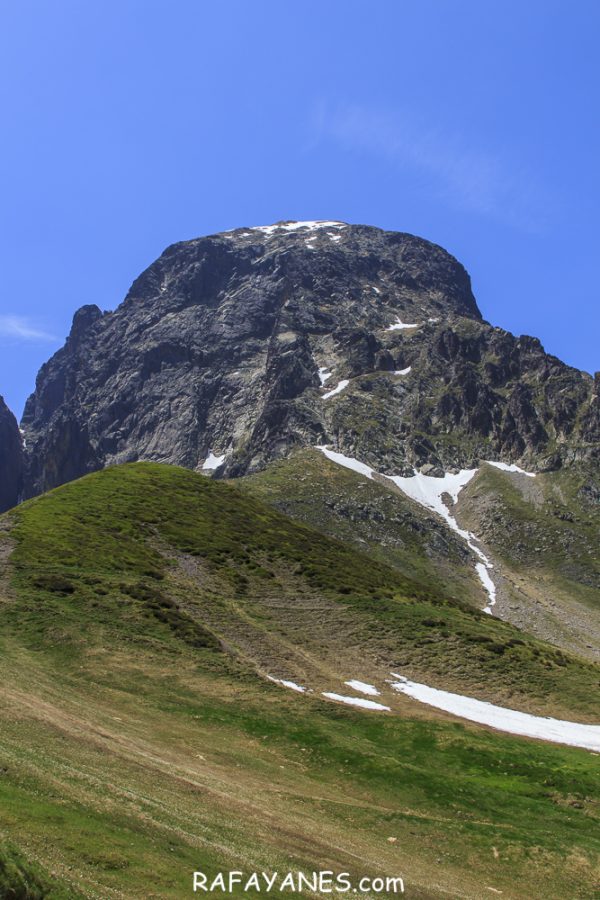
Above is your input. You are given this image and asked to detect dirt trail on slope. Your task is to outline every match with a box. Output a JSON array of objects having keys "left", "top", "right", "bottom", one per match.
[{"left": 0, "top": 516, "right": 15, "bottom": 603}]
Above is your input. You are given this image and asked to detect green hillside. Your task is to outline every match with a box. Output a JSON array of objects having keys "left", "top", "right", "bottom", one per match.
[
  {"left": 0, "top": 462, "right": 599, "bottom": 898},
  {"left": 242, "top": 449, "right": 600, "bottom": 662},
  {"left": 240, "top": 449, "right": 484, "bottom": 610}
]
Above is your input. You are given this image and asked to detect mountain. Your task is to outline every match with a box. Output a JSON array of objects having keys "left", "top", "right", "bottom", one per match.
[
  {"left": 0, "top": 223, "right": 599, "bottom": 897},
  {"left": 19, "top": 221, "right": 599, "bottom": 502},
  {"left": 11, "top": 220, "right": 598, "bottom": 665},
  {"left": 0, "top": 395, "right": 22, "bottom": 512},
  {"left": 0, "top": 462, "right": 599, "bottom": 898}
]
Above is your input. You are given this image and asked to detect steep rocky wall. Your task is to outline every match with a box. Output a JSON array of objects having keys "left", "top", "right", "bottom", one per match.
[
  {"left": 19, "top": 222, "right": 599, "bottom": 498},
  {"left": 0, "top": 396, "right": 23, "bottom": 512}
]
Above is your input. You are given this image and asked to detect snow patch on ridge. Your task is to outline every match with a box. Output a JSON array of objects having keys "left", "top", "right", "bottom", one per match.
[
  {"left": 251, "top": 221, "right": 347, "bottom": 236},
  {"left": 486, "top": 461, "right": 536, "bottom": 478},
  {"left": 386, "top": 469, "right": 498, "bottom": 610},
  {"left": 386, "top": 317, "right": 419, "bottom": 331},
  {"left": 386, "top": 469, "right": 478, "bottom": 531},
  {"left": 394, "top": 366, "right": 412, "bottom": 375},
  {"left": 316, "top": 447, "right": 374, "bottom": 480},
  {"left": 322, "top": 379, "right": 349, "bottom": 399},
  {"left": 376, "top": 468, "right": 497, "bottom": 612},
  {"left": 389, "top": 674, "right": 600, "bottom": 752},
  {"left": 315, "top": 446, "right": 498, "bottom": 614}
]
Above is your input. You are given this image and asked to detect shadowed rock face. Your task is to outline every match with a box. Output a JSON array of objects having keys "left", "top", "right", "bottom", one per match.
[
  {"left": 0, "top": 396, "right": 23, "bottom": 512},
  {"left": 18, "top": 221, "right": 599, "bottom": 497}
]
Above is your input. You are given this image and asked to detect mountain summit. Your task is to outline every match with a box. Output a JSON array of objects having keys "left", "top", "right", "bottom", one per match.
[{"left": 12, "top": 221, "right": 600, "bottom": 500}]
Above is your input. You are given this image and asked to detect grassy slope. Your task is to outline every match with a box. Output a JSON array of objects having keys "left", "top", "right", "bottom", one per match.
[
  {"left": 0, "top": 840, "right": 79, "bottom": 899},
  {"left": 240, "top": 449, "right": 483, "bottom": 610},
  {"left": 241, "top": 450, "right": 600, "bottom": 662},
  {"left": 0, "top": 462, "right": 599, "bottom": 898},
  {"left": 5, "top": 461, "right": 600, "bottom": 716}
]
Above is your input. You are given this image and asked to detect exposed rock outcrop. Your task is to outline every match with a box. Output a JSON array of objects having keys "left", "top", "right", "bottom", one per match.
[
  {"left": 0, "top": 396, "right": 23, "bottom": 512},
  {"left": 19, "top": 221, "right": 599, "bottom": 498}
]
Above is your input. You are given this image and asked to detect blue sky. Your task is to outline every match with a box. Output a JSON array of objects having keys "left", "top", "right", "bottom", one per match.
[{"left": 1, "top": 0, "right": 598, "bottom": 417}]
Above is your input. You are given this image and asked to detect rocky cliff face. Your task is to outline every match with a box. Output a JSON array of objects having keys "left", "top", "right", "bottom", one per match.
[
  {"left": 19, "top": 221, "right": 599, "bottom": 498},
  {"left": 0, "top": 396, "right": 23, "bottom": 512}
]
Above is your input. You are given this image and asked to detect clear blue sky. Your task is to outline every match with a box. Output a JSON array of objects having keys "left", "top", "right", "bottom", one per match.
[{"left": 1, "top": 0, "right": 598, "bottom": 417}]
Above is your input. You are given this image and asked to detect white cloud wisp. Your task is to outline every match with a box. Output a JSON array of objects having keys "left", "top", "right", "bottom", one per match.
[{"left": 0, "top": 316, "right": 56, "bottom": 342}]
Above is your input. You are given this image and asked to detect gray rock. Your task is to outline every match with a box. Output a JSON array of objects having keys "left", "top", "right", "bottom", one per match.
[
  {"left": 18, "top": 221, "right": 599, "bottom": 497},
  {"left": 0, "top": 395, "right": 23, "bottom": 512}
]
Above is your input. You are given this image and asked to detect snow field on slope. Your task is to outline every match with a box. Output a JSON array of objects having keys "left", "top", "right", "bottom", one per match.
[
  {"left": 389, "top": 675, "right": 600, "bottom": 752},
  {"left": 316, "top": 446, "right": 497, "bottom": 611},
  {"left": 267, "top": 672, "right": 600, "bottom": 750}
]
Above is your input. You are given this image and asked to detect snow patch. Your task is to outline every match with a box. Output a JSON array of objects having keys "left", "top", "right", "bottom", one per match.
[
  {"left": 268, "top": 676, "right": 307, "bottom": 693},
  {"left": 476, "top": 563, "right": 497, "bottom": 613},
  {"left": 389, "top": 675, "right": 600, "bottom": 752},
  {"left": 387, "top": 469, "right": 478, "bottom": 523},
  {"left": 251, "top": 221, "right": 347, "bottom": 236},
  {"left": 322, "top": 692, "right": 390, "bottom": 712},
  {"left": 386, "top": 469, "right": 497, "bottom": 610},
  {"left": 386, "top": 318, "right": 419, "bottom": 331},
  {"left": 344, "top": 680, "right": 380, "bottom": 696},
  {"left": 486, "top": 461, "right": 536, "bottom": 478},
  {"left": 318, "top": 367, "right": 333, "bottom": 386},
  {"left": 202, "top": 451, "right": 226, "bottom": 471},
  {"left": 322, "top": 379, "right": 349, "bottom": 400},
  {"left": 316, "top": 446, "right": 374, "bottom": 480},
  {"left": 393, "top": 366, "right": 411, "bottom": 376},
  {"left": 316, "top": 447, "right": 498, "bottom": 615}
]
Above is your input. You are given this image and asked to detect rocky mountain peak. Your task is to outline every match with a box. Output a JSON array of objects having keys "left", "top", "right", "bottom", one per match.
[
  {"left": 69, "top": 304, "right": 103, "bottom": 343},
  {"left": 0, "top": 395, "right": 23, "bottom": 512},
  {"left": 122, "top": 221, "right": 482, "bottom": 325},
  {"left": 8, "top": 222, "right": 599, "bottom": 503}
]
